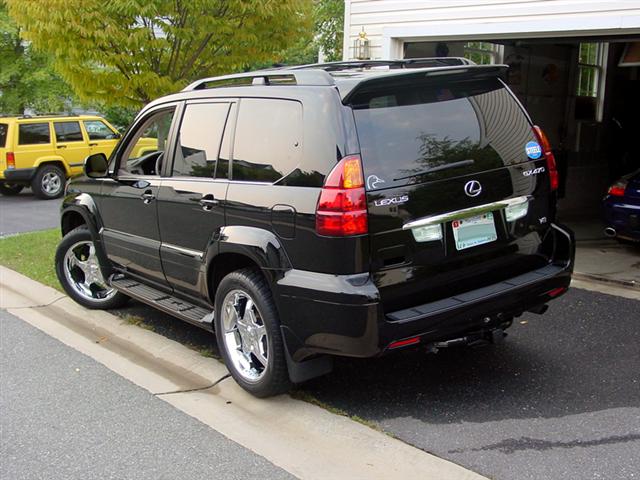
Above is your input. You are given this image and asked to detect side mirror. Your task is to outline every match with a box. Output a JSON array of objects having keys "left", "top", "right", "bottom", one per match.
[{"left": 84, "top": 153, "right": 109, "bottom": 178}]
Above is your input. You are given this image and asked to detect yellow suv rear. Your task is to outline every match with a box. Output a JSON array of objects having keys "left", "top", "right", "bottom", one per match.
[{"left": 0, "top": 115, "right": 121, "bottom": 199}]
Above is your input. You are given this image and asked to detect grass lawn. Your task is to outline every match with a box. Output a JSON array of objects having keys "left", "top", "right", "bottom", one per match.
[{"left": 0, "top": 229, "right": 61, "bottom": 291}]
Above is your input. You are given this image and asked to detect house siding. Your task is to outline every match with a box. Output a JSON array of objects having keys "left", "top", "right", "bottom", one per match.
[{"left": 344, "top": 0, "right": 640, "bottom": 59}]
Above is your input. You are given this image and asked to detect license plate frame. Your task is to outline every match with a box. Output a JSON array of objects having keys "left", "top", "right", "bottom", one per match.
[{"left": 451, "top": 212, "right": 498, "bottom": 251}]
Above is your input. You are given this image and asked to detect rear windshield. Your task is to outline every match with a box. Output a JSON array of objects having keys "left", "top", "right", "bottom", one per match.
[
  {"left": 0, "top": 123, "right": 7, "bottom": 148},
  {"left": 351, "top": 78, "right": 536, "bottom": 189}
]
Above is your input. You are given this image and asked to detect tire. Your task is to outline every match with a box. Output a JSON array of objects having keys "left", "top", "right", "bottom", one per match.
[
  {"left": 55, "top": 226, "right": 129, "bottom": 309},
  {"left": 31, "top": 164, "right": 65, "bottom": 199},
  {"left": 0, "top": 183, "right": 24, "bottom": 196},
  {"left": 214, "top": 268, "right": 291, "bottom": 398}
]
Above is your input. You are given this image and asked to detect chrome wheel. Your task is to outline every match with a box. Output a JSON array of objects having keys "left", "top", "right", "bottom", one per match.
[
  {"left": 41, "top": 171, "right": 62, "bottom": 196},
  {"left": 63, "top": 240, "right": 117, "bottom": 302},
  {"left": 221, "top": 289, "right": 269, "bottom": 382}
]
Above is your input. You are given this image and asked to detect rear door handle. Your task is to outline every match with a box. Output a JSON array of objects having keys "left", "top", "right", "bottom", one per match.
[
  {"left": 141, "top": 190, "right": 155, "bottom": 204},
  {"left": 199, "top": 194, "right": 219, "bottom": 211},
  {"left": 57, "top": 145, "right": 67, "bottom": 149},
  {"left": 89, "top": 143, "right": 98, "bottom": 147}
]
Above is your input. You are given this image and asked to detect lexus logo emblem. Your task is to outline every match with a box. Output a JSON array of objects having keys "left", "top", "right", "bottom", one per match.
[{"left": 464, "top": 180, "right": 482, "bottom": 197}]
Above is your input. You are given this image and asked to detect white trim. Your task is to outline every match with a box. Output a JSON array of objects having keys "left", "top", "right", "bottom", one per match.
[
  {"left": 342, "top": 0, "right": 351, "bottom": 61},
  {"left": 378, "top": 15, "right": 640, "bottom": 59},
  {"left": 596, "top": 42, "right": 609, "bottom": 122},
  {"left": 384, "top": 15, "right": 640, "bottom": 40}
]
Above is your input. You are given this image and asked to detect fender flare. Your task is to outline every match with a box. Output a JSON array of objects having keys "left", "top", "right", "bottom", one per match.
[
  {"left": 34, "top": 156, "right": 71, "bottom": 176},
  {"left": 211, "top": 225, "right": 292, "bottom": 281},
  {"left": 60, "top": 194, "right": 112, "bottom": 276}
]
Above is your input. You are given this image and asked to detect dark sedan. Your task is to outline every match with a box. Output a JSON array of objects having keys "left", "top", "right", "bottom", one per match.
[{"left": 604, "top": 169, "right": 640, "bottom": 242}]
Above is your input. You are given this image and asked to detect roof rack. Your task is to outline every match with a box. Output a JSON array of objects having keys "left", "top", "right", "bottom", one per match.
[
  {"left": 181, "top": 58, "right": 475, "bottom": 92},
  {"left": 12, "top": 113, "right": 79, "bottom": 119},
  {"left": 182, "top": 70, "right": 335, "bottom": 92},
  {"left": 290, "top": 57, "right": 474, "bottom": 72}
]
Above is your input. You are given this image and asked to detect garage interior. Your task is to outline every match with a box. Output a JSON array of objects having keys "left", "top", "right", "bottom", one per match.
[{"left": 403, "top": 37, "right": 640, "bottom": 284}]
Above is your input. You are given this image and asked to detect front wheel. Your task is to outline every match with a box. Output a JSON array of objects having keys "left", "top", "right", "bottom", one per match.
[
  {"left": 214, "top": 268, "right": 291, "bottom": 397},
  {"left": 32, "top": 164, "right": 65, "bottom": 199},
  {"left": 55, "top": 226, "right": 129, "bottom": 309},
  {"left": 0, "top": 183, "right": 24, "bottom": 196}
]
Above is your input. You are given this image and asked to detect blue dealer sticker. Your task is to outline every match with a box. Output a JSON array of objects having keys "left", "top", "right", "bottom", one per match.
[{"left": 525, "top": 141, "right": 542, "bottom": 159}]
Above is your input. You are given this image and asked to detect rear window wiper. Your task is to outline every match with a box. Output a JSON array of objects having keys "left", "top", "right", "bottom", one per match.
[{"left": 393, "top": 159, "right": 475, "bottom": 181}]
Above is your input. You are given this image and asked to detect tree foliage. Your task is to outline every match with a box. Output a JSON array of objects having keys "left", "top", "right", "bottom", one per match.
[
  {"left": 0, "top": 1, "right": 74, "bottom": 114},
  {"left": 7, "top": 0, "right": 312, "bottom": 107},
  {"left": 314, "top": 0, "right": 343, "bottom": 62}
]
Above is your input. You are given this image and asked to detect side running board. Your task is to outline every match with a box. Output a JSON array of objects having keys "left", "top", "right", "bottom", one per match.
[{"left": 110, "top": 276, "right": 213, "bottom": 330}]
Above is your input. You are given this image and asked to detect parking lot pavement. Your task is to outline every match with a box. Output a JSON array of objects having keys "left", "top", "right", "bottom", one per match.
[
  {"left": 113, "top": 286, "right": 640, "bottom": 480},
  {"left": 0, "top": 309, "right": 295, "bottom": 480},
  {"left": 0, "top": 189, "right": 62, "bottom": 237}
]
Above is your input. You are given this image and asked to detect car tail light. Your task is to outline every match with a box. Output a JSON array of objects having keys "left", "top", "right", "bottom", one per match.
[
  {"left": 532, "top": 126, "right": 558, "bottom": 191},
  {"left": 6, "top": 152, "right": 15, "bottom": 169},
  {"left": 315, "top": 155, "right": 368, "bottom": 236},
  {"left": 607, "top": 179, "right": 628, "bottom": 197}
]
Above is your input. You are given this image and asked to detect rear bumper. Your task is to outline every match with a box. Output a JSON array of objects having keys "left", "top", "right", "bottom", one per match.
[
  {"left": 275, "top": 223, "right": 574, "bottom": 361},
  {"left": 2, "top": 168, "right": 36, "bottom": 183},
  {"left": 603, "top": 199, "right": 640, "bottom": 241}
]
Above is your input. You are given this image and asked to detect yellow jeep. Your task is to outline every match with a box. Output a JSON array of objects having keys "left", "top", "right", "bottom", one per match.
[{"left": 0, "top": 115, "right": 123, "bottom": 199}]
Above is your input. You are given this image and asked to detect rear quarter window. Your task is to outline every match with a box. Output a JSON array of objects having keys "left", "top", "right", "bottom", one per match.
[
  {"left": 18, "top": 123, "right": 51, "bottom": 145},
  {"left": 232, "top": 98, "right": 303, "bottom": 183},
  {"left": 351, "top": 78, "right": 535, "bottom": 189},
  {"left": 0, "top": 123, "right": 7, "bottom": 148}
]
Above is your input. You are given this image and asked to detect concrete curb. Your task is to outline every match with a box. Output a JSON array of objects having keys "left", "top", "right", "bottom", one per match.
[
  {"left": 572, "top": 271, "right": 639, "bottom": 291},
  {"left": 0, "top": 265, "right": 488, "bottom": 480}
]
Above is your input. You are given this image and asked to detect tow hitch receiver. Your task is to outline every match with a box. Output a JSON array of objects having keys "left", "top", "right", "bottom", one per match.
[{"left": 425, "top": 328, "right": 506, "bottom": 354}]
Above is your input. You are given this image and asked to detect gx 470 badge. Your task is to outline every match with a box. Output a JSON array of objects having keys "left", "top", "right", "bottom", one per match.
[{"left": 522, "top": 166, "right": 545, "bottom": 176}]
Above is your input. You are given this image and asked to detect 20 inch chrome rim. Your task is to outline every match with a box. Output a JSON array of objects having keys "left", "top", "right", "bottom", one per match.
[
  {"left": 221, "top": 290, "right": 269, "bottom": 382},
  {"left": 63, "top": 240, "right": 117, "bottom": 302}
]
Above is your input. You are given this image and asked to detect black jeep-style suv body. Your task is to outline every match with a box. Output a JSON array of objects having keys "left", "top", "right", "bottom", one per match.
[{"left": 56, "top": 58, "right": 575, "bottom": 397}]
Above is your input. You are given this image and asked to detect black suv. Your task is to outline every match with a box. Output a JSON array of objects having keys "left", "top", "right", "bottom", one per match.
[{"left": 55, "top": 58, "right": 575, "bottom": 397}]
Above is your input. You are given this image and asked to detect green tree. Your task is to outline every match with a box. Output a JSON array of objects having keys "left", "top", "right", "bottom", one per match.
[
  {"left": 0, "top": 1, "right": 74, "bottom": 114},
  {"left": 7, "top": 0, "right": 312, "bottom": 108},
  {"left": 314, "top": 0, "right": 343, "bottom": 62}
]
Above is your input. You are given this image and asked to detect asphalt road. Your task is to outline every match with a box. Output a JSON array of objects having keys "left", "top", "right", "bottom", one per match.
[
  {"left": 113, "top": 287, "right": 640, "bottom": 480},
  {"left": 0, "top": 189, "right": 62, "bottom": 237},
  {"left": 0, "top": 309, "right": 294, "bottom": 480}
]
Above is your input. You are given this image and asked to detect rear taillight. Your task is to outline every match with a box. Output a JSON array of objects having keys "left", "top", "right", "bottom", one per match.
[
  {"left": 532, "top": 126, "right": 558, "bottom": 191},
  {"left": 6, "top": 152, "right": 15, "bottom": 169},
  {"left": 607, "top": 179, "right": 628, "bottom": 197},
  {"left": 315, "top": 154, "right": 368, "bottom": 236}
]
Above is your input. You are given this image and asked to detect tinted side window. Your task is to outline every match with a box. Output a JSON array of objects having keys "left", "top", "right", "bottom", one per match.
[
  {"left": 54, "top": 122, "right": 84, "bottom": 142},
  {"left": 173, "top": 103, "right": 230, "bottom": 178},
  {"left": 232, "top": 99, "right": 302, "bottom": 183},
  {"left": 18, "top": 123, "right": 51, "bottom": 145},
  {"left": 0, "top": 123, "right": 7, "bottom": 148},
  {"left": 84, "top": 120, "right": 117, "bottom": 140}
]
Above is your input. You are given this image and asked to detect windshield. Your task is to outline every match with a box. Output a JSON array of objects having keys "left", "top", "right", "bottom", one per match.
[{"left": 352, "top": 78, "right": 535, "bottom": 189}]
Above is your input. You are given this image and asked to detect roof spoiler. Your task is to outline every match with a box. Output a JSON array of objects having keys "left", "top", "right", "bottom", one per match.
[{"left": 341, "top": 64, "right": 509, "bottom": 104}]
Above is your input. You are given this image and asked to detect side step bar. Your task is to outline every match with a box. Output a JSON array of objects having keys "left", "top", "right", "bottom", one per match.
[{"left": 110, "top": 276, "right": 213, "bottom": 330}]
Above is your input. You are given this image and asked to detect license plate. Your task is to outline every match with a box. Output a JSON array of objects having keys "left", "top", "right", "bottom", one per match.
[{"left": 451, "top": 212, "right": 497, "bottom": 251}]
